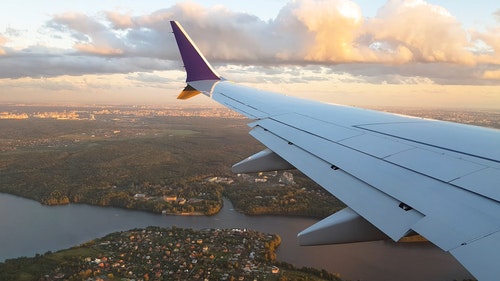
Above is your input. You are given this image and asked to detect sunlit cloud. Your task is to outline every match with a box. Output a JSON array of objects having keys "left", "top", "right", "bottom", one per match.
[
  {"left": 0, "top": 0, "right": 499, "bottom": 89},
  {"left": 0, "top": 34, "right": 7, "bottom": 55},
  {"left": 363, "top": 0, "right": 474, "bottom": 64},
  {"left": 277, "top": 0, "right": 365, "bottom": 62},
  {"left": 471, "top": 28, "right": 500, "bottom": 64},
  {"left": 73, "top": 43, "right": 123, "bottom": 55},
  {"left": 106, "top": 11, "right": 134, "bottom": 29},
  {"left": 482, "top": 70, "right": 500, "bottom": 80}
]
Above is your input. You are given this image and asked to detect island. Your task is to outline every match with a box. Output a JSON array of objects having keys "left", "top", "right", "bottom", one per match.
[{"left": 0, "top": 226, "right": 342, "bottom": 281}]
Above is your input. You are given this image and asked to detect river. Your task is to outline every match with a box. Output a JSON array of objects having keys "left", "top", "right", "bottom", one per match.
[{"left": 0, "top": 193, "right": 472, "bottom": 281}]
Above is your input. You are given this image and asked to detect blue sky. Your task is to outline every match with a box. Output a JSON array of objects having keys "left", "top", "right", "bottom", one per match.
[
  {"left": 2, "top": 0, "right": 496, "bottom": 29},
  {"left": 0, "top": 0, "right": 499, "bottom": 107}
]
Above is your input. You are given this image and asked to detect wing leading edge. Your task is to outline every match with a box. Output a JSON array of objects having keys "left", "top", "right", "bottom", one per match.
[{"left": 170, "top": 21, "right": 500, "bottom": 281}]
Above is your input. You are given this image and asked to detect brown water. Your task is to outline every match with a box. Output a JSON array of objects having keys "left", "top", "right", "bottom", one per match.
[{"left": 0, "top": 193, "right": 472, "bottom": 281}]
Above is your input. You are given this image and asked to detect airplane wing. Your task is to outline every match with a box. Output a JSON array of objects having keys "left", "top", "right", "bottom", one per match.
[{"left": 170, "top": 21, "right": 500, "bottom": 281}]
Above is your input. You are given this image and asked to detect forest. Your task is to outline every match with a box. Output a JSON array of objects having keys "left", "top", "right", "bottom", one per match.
[
  {"left": 225, "top": 173, "right": 345, "bottom": 218},
  {"left": 0, "top": 108, "right": 343, "bottom": 217}
]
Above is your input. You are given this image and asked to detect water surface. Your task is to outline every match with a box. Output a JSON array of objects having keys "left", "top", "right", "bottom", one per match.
[{"left": 0, "top": 193, "right": 472, "bottom": 281}]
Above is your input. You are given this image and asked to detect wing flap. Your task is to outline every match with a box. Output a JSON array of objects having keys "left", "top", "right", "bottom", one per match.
[{"left": 250, "top": 125, "right": 425, "bottom": 241}]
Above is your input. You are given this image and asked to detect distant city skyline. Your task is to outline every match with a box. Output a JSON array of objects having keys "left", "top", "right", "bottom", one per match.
[{"left": 0, "top": 0, "right": 499, "bottom": 108}]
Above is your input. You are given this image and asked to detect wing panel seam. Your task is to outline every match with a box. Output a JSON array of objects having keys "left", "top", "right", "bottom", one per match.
[{"left": 355, "top": 125, "right": 499, "bottom": 164}]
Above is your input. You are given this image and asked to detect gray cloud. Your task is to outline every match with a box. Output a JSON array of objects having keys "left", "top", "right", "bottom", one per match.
[
  {"left": 0, "top": 52, "right": 176, "bottom": 79},
  {"left": 126, "top": 72, "right": 178, "bottom": 84},
  {"left": 0, "top": 1, "right": 499, "bottom": 85}
]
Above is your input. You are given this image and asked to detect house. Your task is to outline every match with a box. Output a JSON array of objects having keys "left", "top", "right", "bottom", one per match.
[{"left": 164, "top": 196, "right": 177, "bottom": 202}]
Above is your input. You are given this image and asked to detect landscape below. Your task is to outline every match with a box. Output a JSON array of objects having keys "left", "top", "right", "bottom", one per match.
[
  {"left": 1, "top": 104, "right": 496, "bottom": 281},
  {"left": 0, "top": 105, "right": 345, "bottom": 218}
]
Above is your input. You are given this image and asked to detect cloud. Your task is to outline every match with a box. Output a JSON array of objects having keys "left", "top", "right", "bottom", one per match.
[
  {"left": 73, "top": 43, "right": 123, "bottom": 55},
  {"left": 106, "top": 11, "right": 134, "bottom": 29},
  {"left": 0, "top": 34, "right": 7, "bottom": 55},
  {"left": 0, "top": 0, "right": 498, "bottom": 86},
  {"left": 470, "top": 28, "right": 500, "bottom": 64},
  {"left": 47, "top": 12, "right": 127, "bottom": 55},
  {"left": 274, "top": 0, "right": 364, "bottom": 62},
  {"left": 482, "top": 70, "right": 500, "bottom": 80},
  {"left": 126, "top": 72, "right": 177, "bottom": 87},
  {"left": 269, "top": 0, "right": 490, "bottom": 66},
  {"left": 0, "top": 52, "right": 176, "bottom": 79},
  {"left": 363, "top": 0, "right": 474, "bottom": 64}
]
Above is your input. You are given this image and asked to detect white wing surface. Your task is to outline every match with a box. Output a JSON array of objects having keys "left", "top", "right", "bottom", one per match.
[{"left": 170, "top": 21, "right": 500, "bottom": 281}]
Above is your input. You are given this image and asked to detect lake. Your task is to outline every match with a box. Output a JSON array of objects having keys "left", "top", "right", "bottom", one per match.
[{"left": 0, "top": 193, "right": 472, "bottom": 281}]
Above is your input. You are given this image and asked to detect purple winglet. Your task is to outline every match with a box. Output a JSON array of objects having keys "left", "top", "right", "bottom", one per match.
[{"left": 170, "top": 21, "right": 220, "bottom": 82}]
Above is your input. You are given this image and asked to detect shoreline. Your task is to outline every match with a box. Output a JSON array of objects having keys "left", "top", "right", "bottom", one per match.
[{"left": 0, "top": 191, "right": 328, "bottom": 219}]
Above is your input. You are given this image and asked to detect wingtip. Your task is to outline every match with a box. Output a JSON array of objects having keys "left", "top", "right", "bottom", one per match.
[{"left": 170, "top": 21, "right": 220, "bottom": 82}]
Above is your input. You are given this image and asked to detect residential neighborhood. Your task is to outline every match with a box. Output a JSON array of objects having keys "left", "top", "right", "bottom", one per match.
[{"left": 43, "top": 227, "right": 283, "bottom": 280}]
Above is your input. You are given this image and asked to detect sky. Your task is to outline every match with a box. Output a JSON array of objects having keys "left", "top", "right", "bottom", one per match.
[{"left": 0, "top": 0, "right": 499, "bottom": 108}]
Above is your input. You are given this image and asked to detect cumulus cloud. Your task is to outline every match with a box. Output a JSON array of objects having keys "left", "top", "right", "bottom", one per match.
[
  {"left": 363, "top": 0, "right": 474, "bottom": 64},
  {"left": 0, "top": 0, "right": 499, "bottom": 85},
  {"left": 275, "top": 0, "right": 365, "bottom": 62}
]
